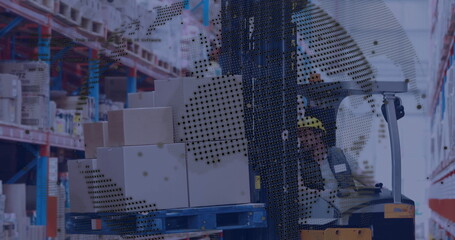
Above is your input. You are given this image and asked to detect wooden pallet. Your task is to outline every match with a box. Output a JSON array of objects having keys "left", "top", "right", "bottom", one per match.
[{"left": 66, "top": 203, "right": 267, "bottom": 236}]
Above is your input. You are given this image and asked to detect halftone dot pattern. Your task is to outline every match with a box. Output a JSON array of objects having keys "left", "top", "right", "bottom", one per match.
[
  {"left": 292, "top": 3, "right": 378, "bottom": 228},
  {"left": 146, "top": 1, "right": 186, "bottom": 35},
  {"left": 315, "top": 0, "right": 422, "bottom": 108},
  {"left": 77, "top": 163, "right": 164, "bottom": 239},
  {"left": 179, "top": 75, "right": 246, "bottom": 142},
  {"left": 187, "top": 140, "right": 248, "bottom": 164},
  {"left": 67, "top": 0, "right": 423, "bottom": 238},
  {"left": 71, "top": 2, "right": 188, "bottom": 238}
]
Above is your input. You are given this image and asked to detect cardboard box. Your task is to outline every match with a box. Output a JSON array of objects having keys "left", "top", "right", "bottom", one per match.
[
  {"left": 154, "top": 76, "right": 246, "bottom": 142},
  {"left": 83, "top": 122, "right": 108, "bottom": 158},
  {"left": 3, "top": 184, "right": 26, "bottom": 217},
  {"left": 0, "top": 98, "right": 17, "bottom": 123},
  {"left": 0, "top": 61, "right": 49, "bottom": 97},
  {"left": 96, "top": 144, "right": 188, "bottom": 211},
  {"left": 186, "top": 141, "right": 250, "bottom": 207},
  {"left": 105, "top": 77, "right": 127, "bottom": 102},
  {"left": 128, "top": 91, "right": 155, "bottom": 108},
  {"left": 0, "top": 74, "right": 20, "bottom": 98},
  {"left": 21, "top": 95, "right": 49, "bottom": 128},
  {"left": 107, "top": 107, "right": 174, "bottom": 147},
  {"left": 68, "top": 159, "right": 97, "bottom": 213},
  {"left": 0, "top": 74, "right": 21, "bottom": 124}
]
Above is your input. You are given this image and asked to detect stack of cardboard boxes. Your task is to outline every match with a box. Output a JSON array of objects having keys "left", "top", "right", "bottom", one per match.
[
  {"left": 0, "top": 74, "right": 21, "bottom": 124},
  {"left": 69, "top": 76, "right": 250, "bottom": 215},
  {"left": 0, "top": 61, "right": 50, "bottom": 129}
]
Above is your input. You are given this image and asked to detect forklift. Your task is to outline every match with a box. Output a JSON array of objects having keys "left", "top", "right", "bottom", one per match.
[{"left": 219, "top": 0, "right": 415, "bottom": 239}]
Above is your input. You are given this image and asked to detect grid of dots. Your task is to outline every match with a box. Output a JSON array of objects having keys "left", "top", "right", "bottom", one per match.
[
  {"left": 179, "top": 76, "right": 245, "bottom": 141},
  {"left": 70, "top": 0, "right": 423, "bottom": 238},
  {"left": 207, "top": 1, "right": 380, "bottom": 238},
  {"left": 187, "top": 139, "right": 247, "bottom": 164},
  {"left": 78, "top": 164, "right": 164, "bottom": 239},
  {"left": 146, "top": 2, "right": 185, "bottom": 35}
]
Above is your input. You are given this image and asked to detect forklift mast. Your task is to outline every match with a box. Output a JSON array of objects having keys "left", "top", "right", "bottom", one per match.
[{"left": 220, "top": 0, "right": 307, "bottom": 239}]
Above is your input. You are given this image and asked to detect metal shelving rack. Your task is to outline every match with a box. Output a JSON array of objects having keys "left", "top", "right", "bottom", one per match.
[
  {"left": 429, "top": 0, "right": 455, "bottom": 238},
  {"left": 0, "top": 0, "right": 260, "bottom": 239},
  {"left": 0, "top": 0, "right": 209, "bottom": 238}
]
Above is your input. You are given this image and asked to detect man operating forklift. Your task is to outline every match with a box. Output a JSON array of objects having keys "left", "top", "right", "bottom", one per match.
[{"left": 297, "top": 115, "right": 362, "bottom": 221}]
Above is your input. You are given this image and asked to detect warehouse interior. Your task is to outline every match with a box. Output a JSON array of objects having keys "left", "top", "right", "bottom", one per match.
[{"left": 0, "top": 0, "right": 449, "bottom": 239}]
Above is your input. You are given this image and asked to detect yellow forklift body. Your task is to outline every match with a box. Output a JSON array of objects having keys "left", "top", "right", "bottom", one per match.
[{"left": 301, "top": 228, "right": 372, "bottom": 240}]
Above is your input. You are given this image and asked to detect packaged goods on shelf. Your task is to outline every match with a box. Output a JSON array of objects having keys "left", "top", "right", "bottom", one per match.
[
  {"left": 181, "top": 24, "right": 201, "bottom": 71},
  {"left": 0, "top": 61, "right": 50, "bottom": 97},
  {"left": 96, "top": 143, "right": 188, "bottom": 211},
  {"left": 107, "top": 107, "right": 174, "bottom": 147},
  {"left": 16, "top": 216, "right": 30, "bottom": 240},
  {"left": 53, "top": 109, "right": 67, "bottom": 134},
  {"left": 2, "top": 184, "right": 26, "bottom": 218},
  {"left": 49, "top": 101, "right": 56, "bottom": 130},
  {"left": 22, "top": 95, "right": 49, "bottom": 129},
  {"left": 48, "top": 158, "right": 58, "bottom": 197},
  {"left": 137, "top": 7, "right": 157, "bottom": 61},
  {"left": 168, "top": 17, "right": 183, "bottom": 68},
  {"left": 0, "top": 99, "right": 17, "bottom": 124},
  {"left": 127, "top": 91, "right": 155, "bottom": 108},
  {"left": 100, "top": 0, "right": 138, "bottom": 22},
  {"left": 26, "top": 225, "right": 46, "bottom": 240},
  {"left": 56, "top": 183, "right": 66, "bottom": 240},
  {"left": 53, "top": 109, "right": 83, "bottom": 136},
  {"left": 55, "top": 0, "right": 82, "bottom": 25},
  {"left": 101, "top": 4, "right": 123, "bottom": 32},
  {"left": 112, "top": 101, "right": 124, "bottom": 110},
  {"left": 154, "top": 76, "right": 245, "bottom": 143},
  {"left": 186, "top": 143, "right": 251, "bottom": 207},
  {"left": 79, "top": 0, "right": 104, "bottom": 36},
  {"left": 68, "top": 159, "right": 97, "bottom": 213},
  {"left": 99, "top": 99, "right": 124, "bottom": 121},
  {"left": 54, "top": 96, "right": 95, "bottom": 122},
  {"left": 3, "top": 213, "right": 17, "bottom": 240},
  {"left": 148, "top": 18, "right": 183, "bottom": 69},
  {"left": 22, "top": 0, "right": 55, "bottom": 13},
  {"left": 105, "top": 76, "right": 128, "bottom": 102},
  {"left": 25, "top": 186, "right": 36, "bottom": 214},
  {"left": 0, "top": 74, "right": 20, "bottom": 99},
  {"left": 0, "top": 75, "right": 21, "bottom": 124},
  {"left": 83, "top": 121, "right": 108, "bottom": 159}
]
